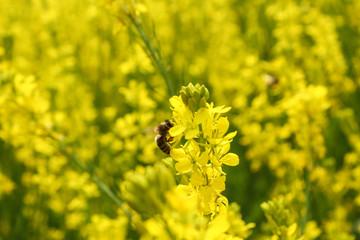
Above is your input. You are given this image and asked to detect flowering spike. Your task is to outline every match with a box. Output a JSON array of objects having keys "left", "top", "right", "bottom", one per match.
[{"left": 169, "top": 83, "right": 239, "bottom": 216}]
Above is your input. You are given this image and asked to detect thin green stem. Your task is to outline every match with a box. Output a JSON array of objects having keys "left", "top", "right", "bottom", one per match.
[
  {"left": 301, "top": 168, "right": 310, "bottom": 235},
  {"left": 301, "top": 124, "right": 313, "bottom": 235},
  {"left": 129, "top": 17, "right": 175, "bottom": 96},
  {"left": 59, "top": 141, "right": 132, "bottom": 220}
]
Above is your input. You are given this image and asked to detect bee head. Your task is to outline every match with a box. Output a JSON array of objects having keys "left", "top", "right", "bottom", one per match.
[{"left": 165, "top": 120, "right": 174, "bottom": 128}]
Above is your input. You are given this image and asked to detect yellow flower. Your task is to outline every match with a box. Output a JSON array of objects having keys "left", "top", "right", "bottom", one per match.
[
  {"left": 205, "top": 213, "right": 230, "bottom": 240},
  {"left": 171, "top": 141, "right": 209, "bottom": 174},
  {"left": 190, "top": 167, "right": 207, "bottom": 187},
  {"left": 168, "top": 84, "right": 240, "bottom": 217},
  {"left": 170, "top": 147, "right": 193, "bottom": 174},
  {"left": 169, "top": 96, "right": 210, "bottom": 139},
  {"left": 0, "top": 173, "right": 15, "bottom": 198}
]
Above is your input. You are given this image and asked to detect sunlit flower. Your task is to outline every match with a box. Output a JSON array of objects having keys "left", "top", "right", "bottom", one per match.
[{"left": 168, "top": 84, "right": 240, "bottom": 216}]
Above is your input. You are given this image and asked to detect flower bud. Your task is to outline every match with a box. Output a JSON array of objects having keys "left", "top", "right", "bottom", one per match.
[
  {"left": 180, "top": 90, "right": 188, "bottom": 105},
  {"left": 178, "top": 83, "right": 211, "bottom": 113},
  {"left": 199, "top": 85, "right": 209, "bottom": 100},
  {"left": 121, "top": 163, "right": 176, "bottom": 217}
]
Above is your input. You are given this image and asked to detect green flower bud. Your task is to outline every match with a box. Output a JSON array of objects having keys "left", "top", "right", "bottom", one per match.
[
  {"left": 199, "top": 85, "right": 209, "bottom": 100},
  {"left": 180, "top": 90, "right": 188, "bottom": 105},
  {"left": 187, "top": 98, "right": 197, "bottom": 113},
  {"left": 193, "top": 91, "right": 200, "bottom": 102},
  {"left": 179, "top": 83, "right": 210, "bottom": 112},
  {"left": 199, "top": 97, "right": 207, "bottom": 108},
  {"left": 121, "top": 163, "right": 176, "bottom": 217}
]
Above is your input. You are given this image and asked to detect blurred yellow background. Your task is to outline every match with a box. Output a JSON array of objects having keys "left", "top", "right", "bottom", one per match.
[{"left": 1, "top": 0, "right": 360, "bottom": 239}]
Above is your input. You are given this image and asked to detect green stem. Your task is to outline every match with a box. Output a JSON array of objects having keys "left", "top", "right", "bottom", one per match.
[
  {"left": 301, "top": 168, "right": 310, "bottom": 235},
  {"left": 129, "top": 17, "right": 175, "bottom": 96},
  {"left": 59, "top": 142, "right": 132, "bottom": 220},
  {"left": 301, "top": 123, "right": 313, "bottom": 235}
]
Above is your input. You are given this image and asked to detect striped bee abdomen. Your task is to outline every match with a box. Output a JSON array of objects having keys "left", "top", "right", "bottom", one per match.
[{"left": 155, "top": 135, "right": 171, "bottom": 154}]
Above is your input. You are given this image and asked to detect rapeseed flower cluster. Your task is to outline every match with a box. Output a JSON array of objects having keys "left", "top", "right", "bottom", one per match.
[
  {"left": 119, "top": 85, "right": 254, "bottom": 239},
  {"left": 169, "top": 84, "right": 239, "bottom": 216}
]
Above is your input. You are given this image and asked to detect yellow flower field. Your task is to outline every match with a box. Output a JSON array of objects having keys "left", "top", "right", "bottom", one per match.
[{"left": 1, "top": 0, "right": 360, "bottom": 239}]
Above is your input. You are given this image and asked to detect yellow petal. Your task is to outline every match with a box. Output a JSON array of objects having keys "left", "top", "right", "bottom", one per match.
[
  {"left": 202, "top": 119, "right": 213, "bottom": 139},
  {"left": 181, "top": 107, "right": 194, "bottom": 122},
  {"left": 200, "top": 186, "right": 213, "bottom": 205},
  {"left": 218, "top": 142, "right": 230, "bottom": 158},
  {"left": 190, "top": 140, "right": 201, "bottom": 152},
  {"left": 208, "top": 138, "right": 223, "bottom": 145},
  {"left": 210, "top": 155, "right": 221, "bottom": 168},
  {"left": 169, "top": 125, "right": 186, "bottom": 137},
  {"left": 212, "top": 175, "right": 226, "bottom": 192},
  {"left": 145, "top": 219, "right": 165, "bottom": 237},
  {"left": 185, "top": 128, "right": 199, "bottom": 139},
  {"left": 224, "top": 131, "right": 237, "bottom": 140},
  {"left": 170, "top": 148, "right": 187, "bottom": 161},
  {"left": 190, "top": 169, "right": 206, "bottom": 186},
  {"left": 197, "top": 152, "right": 208, "bottom": 166},
  {"left": 220, "top": 153, "right": 239, "bottom": 166},
  {"left": 213, "top": 105, "right": 231, "bottom": 113},
  {"left": 287, "top": 223, "right": 297, "bottom": 237},
  {"left": 175, "top": 159, "right": 192, "bottom": 173},
  {"left": 135, "top": 3, "right": 147, "bottom": 13},
  {"left": 169, "top": 96, "right": 183, "bottom": 108},
  {"left": 216, "top": 117, "right": 229, "bottom": 137},
  {"left": 205, "top": 213, "right": 229, "bottom": 240},
  {"left": 193, "top": 108, "right": 210, "bottom": 125}
]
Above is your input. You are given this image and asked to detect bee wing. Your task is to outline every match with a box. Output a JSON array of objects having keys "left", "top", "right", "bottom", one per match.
[{"left": 141, "top": 126, "right": 156, "bottom": 134}]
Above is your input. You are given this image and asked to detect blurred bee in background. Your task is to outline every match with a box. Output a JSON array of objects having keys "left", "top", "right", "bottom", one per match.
[
  {"left": 264, "top": 74, "right": 279, "bottom": 88},
  {"left": 155, "top": 120, "right": 174, "bottom": 154}
]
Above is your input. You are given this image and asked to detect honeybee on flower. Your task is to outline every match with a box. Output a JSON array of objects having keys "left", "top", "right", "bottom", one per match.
[
  {"left": 167, "top": 83, "right": 240, "bottom": 216},
  {"left": 154, "top": 119, "right": 174, "bottom": 154}
]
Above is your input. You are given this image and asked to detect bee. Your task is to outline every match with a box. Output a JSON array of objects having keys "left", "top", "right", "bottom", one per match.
[
  {"left": 154, "top": 120, "right": 174, "bottom": 154},
  {"left": 264, "top": 74, "right": 279, "bottom": 87}
]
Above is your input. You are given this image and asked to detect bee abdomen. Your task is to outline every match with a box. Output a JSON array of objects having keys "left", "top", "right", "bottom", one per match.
[{"left": 155, "top": 135, "right": 171, "bottom": 154}]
